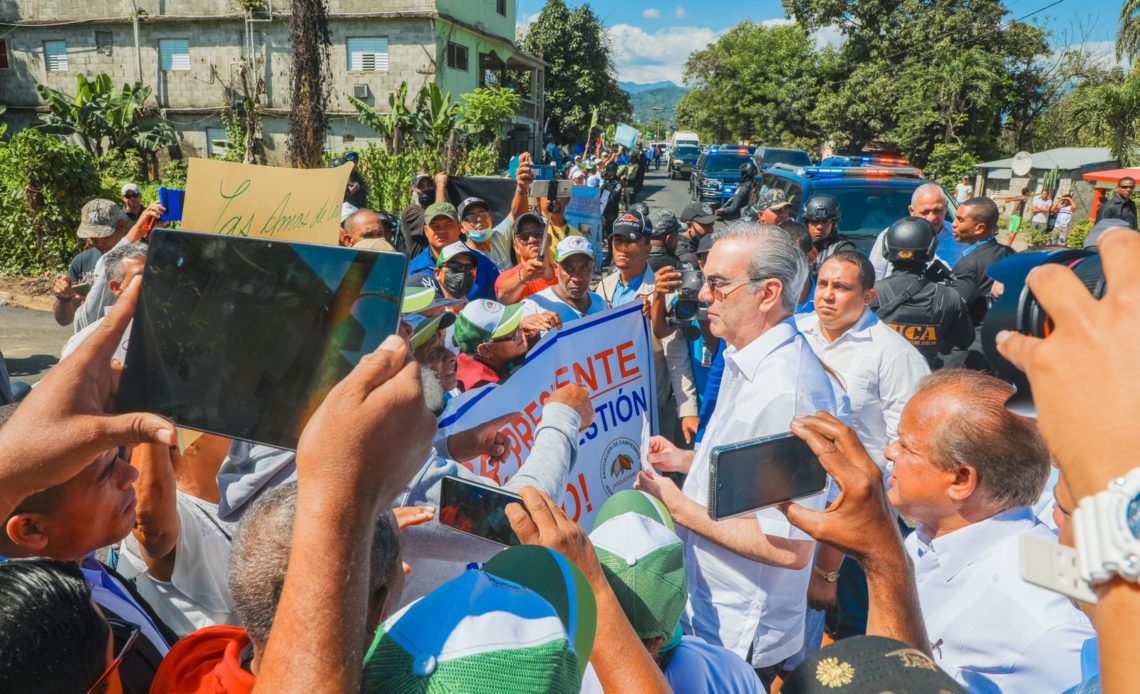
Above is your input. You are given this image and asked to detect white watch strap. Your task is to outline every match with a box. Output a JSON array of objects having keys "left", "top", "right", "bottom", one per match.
[{"left": 1074, "top": 473, "right": 1140, "bottom": 584}]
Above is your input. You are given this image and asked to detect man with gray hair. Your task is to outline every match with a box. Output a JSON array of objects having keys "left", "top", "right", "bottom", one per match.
[
  {"left": 149, "top": 481, "right": 404, "bottom": 690},
  {"left": 635, "top": 222, "right": 843, "bottom": 687},
  {"left": 869, "top": 182, "right": 967, "bottom": 280},
  {"left": 60, "top": 241, "right": 147, "bottom": 360},
  {"left": 886, "top": 369, "right": 1093, "bottom": 692}
]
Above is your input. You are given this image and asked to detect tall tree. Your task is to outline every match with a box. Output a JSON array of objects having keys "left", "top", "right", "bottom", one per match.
[
  {"left": 1069, "top": 68, "right": 1140, "bottom": 166},
  {"left": 288, "top": 0, "right": 331, "bottom": 168},
  {"left": 1120, "top": 0, "right": 1140, "bottom": 62},
  {"left": 788, "top": 0, "right": 1052, "bottom": 164},
  {"left": 522, "top": 0, "right": 632, "bottom": 143},
  {"left": 676, "top": 22, "right": 827, "bottom": 150}
]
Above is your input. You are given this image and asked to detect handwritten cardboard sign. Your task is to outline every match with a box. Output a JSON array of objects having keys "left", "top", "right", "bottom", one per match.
[{"left": 182, "top": 159, "right": 351, "bottom": 244}]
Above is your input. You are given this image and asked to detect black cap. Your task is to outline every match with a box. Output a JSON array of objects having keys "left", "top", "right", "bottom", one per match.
[
  {"left": 612, "top": 212, "right": 648, "bottom": 241},
  {"left": 412, "top": 174, "right": 433, "bottom": 187},
  {"left": 458, "top": 196, "right": 491, "bottom": 220},
  {"left": 513, "top": 212, "right": 546, "bottom": 234},
  {"left": 681, "top": 202, "right": 717, "bottom": 225},
  {"left": 697, "top": 233, "right": 716, "bottom": 255},
  {"left": 781, "top": 636, "right": 966, "bottom": 694},
  {"left": 649, "top": 210, "right": 682, "bottom": 239}
]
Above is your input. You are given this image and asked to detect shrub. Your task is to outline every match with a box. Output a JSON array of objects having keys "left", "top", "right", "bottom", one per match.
[
  {"left": 1067, "top": 219, "right": 1093, "bottom": 248},
  {"left": 0, "top": 130, "right": 102, "bottom": 274}
]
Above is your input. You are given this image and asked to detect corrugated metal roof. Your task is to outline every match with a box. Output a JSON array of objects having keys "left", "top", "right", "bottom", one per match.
[{"left": 977, "top": 147, "right": 1115, "bottom": 171}]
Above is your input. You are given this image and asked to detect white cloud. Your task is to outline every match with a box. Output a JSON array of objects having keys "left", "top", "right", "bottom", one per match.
[
  {"left": 608, "top": 23, "right": 724, "bottom": 84},
  {"left": 642, "top": 8, "right": 661, "bottom": 19},
  {"left": 674, "top": 5, "right": 687, "bottom": 18},
  {"left": 811, "top": 23, "right": 847, "bottom": 49}
]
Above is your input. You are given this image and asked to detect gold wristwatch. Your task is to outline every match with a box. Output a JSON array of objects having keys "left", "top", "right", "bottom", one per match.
[{"left": 813, "top": 565, "right": 839, "bottom": 583}]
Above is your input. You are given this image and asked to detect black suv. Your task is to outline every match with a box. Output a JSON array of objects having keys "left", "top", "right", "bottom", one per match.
[
  {"left": 689, "top": 147, "right": 755, "bottom": 205},
  {"left": 668, "top": 145, "right": 702, "bottom": 180}
]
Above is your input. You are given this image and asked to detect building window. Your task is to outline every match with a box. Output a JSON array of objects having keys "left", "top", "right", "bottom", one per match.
[
  {"left": 0, "top": 40, "right": 9, "bottom": 69},
  {"left": 96, "top": 31, "right": 113, "bottom": 56},
  {"left": 206, "top": 127, "right": 231, "bottom": 159},
  {"left": 159, "top": 39, "right": 191, "bottom": 71},
  {"left": 347, "top": 37, "right": 389, "bottom": 72},
  {"left": 44, "top": 40, "right": 68, "bottom": 72},
  {"left": 497, "top": 0, "right": 506, "bottom": 16},
  {"left": 447, "top": 42, "right": 468, "bottom": 71}
]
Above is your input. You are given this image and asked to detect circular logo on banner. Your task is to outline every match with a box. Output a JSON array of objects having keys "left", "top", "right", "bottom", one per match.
[{"left": 600, "top": 437, "right": 640, "bottom": 496}]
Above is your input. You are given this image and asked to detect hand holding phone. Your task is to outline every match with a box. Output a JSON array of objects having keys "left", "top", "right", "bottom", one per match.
[
  {"left": 709, "top": 432, "right": 828, "bottom": 520},
  {"left": 438, "top": 476, "right": 522, "bottom": 546}
]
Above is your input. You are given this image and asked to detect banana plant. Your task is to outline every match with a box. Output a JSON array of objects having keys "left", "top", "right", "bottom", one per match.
[
  {"left": 36, "top": 74, "right": 174, "bottom": 158},
  {"left": 413, "top": 82, "right": 461, "bottom": 151}
]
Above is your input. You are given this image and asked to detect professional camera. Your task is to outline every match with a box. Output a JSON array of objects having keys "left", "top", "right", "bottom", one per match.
[
  {"left": 982, "top": 249, "right": 1105, "bottom": 416},
  {"left": 667, "top": 268, "right": 706, "bottom": 337}
]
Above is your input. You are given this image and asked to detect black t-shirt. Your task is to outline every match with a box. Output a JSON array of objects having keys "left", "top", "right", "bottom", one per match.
[{"left": 68, "top": 246, "right": 102, "bottom": 282}]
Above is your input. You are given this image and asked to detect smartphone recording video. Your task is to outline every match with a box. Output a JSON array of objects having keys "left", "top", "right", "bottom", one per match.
[
  {"left": 708, "top": 433, "right": 828, "bottom": 521},
  {"left": 438, "top": 476, "right": 522, "bottom": 546}
]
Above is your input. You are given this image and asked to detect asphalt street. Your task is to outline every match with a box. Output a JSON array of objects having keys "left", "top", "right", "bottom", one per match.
[{"left": 637, "top": 163, "right": 697, "bottom": 220}]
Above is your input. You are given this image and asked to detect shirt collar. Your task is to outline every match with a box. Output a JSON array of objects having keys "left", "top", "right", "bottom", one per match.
[
  {"left": 915, "top": 506, "right": 1036, "bottom": 582},
  {"left": 724, "top": 317, "right": 799, "bottom": 382},
  {"left": 801, "top": 308, "right": 877, "bottom": 346},
  {"left": 960, "top": 236, "right": 997, "bottom": 257}
]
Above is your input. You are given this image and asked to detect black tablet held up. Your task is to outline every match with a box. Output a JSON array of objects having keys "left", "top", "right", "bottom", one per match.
[
  {"left": 708, "top": 433, "right": 829, "bottom": 521},
  {"left": 116, "top": 229, "right": 407, "bottom": 450}
]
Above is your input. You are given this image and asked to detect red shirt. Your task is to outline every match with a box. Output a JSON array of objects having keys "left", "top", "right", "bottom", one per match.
[
  {"left": 494, "top": 263, "right": 556, "bottom": 301},
  {"left": 456, "top": 353, "right": 502, "bottom": 391},
  {"left": 150, "top": 625, "right": 256, "bottom": 694}
]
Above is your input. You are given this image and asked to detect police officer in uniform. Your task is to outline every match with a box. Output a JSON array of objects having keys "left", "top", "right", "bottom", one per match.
[
  {"left": 803, "top": 194, "right": 858, "bottom": 276},
  {"left": 714, "top": 162, "right": 759, "bottom": 221},
  {"left": 871, "top": 216, "right": 974, "bottom": 370}
]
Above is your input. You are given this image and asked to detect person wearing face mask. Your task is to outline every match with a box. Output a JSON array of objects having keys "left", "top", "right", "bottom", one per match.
[
  {"left": 400, "top": 173, "right": 446, "bottom": 259},
  {"left": 459, "top": 197, "right": 514, "bottom": 271},
  {"left": 433, "top": 242, "right": 481, "bottom": 302},
  {"left": 407, "top": 203, "right": 501, "bottom": 301}
]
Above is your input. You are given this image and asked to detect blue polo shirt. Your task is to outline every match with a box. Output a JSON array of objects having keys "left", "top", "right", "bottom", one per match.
[
  {"left": 407, "top": 246, "right": 501, "bottom": 302},
  {"left": 610, "top": 272, "right": 646, "bottom": 307}
]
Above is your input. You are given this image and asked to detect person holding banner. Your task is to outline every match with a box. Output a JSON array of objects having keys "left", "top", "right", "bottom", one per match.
[
  {"left": 635, "top": 224, "right": 842, "bottom": 688},
  {"left": 520, "top": 237, "right": 607, "bottom": 328}
]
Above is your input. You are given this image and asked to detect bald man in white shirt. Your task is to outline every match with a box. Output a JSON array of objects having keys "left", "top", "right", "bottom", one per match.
[{"left": 887, "top": 369, "right": 1093, "bottom": 693}]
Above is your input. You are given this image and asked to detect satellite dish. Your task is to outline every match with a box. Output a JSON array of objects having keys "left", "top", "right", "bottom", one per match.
[{"left": 1011, "top": 151, "right": 1033, "bottom": 177}]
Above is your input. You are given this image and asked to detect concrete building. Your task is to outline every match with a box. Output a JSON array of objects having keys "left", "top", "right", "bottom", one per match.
[
  {"left": 0, "top": 0, "right": 545, "bottom": 163},
  {"left": 976, "top": 147, "right": 1117, "bottom": 225}
]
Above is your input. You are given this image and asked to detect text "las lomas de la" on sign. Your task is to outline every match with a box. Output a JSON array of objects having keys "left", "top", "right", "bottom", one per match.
[{"left": 182, "top": 158, "right": 351, "bottom": 245}]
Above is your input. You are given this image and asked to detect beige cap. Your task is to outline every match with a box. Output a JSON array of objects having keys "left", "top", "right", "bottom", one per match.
[{"left": 77, "top": 199, "right": 129, "bottom": 239}]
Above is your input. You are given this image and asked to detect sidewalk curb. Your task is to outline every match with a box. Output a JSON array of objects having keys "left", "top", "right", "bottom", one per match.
[{"left": 0, "top": 290, "right": 53, "bottom": 313}]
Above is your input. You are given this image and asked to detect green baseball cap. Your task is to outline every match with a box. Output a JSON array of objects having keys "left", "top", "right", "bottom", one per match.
[
  {"left": 452, "top": 299, "right": 524, "bottom": 354},
  {"left": 589, "top": 510, "right": 687, "bottom": 643},
  {"left": 590, "top": 489, "right": 675, "bottom": 532},
  {"left": 483, "top": 546, "right": 598, "bottom": 677},
  {"left": 425, "top": 202, "right": 459, "bottom": 223},
  {"left": 362, "top": 565, "right": 583, "bottom": 693}
]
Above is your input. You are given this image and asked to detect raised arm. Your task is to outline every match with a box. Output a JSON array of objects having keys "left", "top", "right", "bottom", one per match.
[{"left": 129, "top": 443, "right": 181, "bottom": 581}]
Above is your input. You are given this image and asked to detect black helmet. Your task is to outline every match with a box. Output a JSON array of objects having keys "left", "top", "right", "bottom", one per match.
[
  {"left": 884, "top": 216, "right": 938, "bottom": 264},
  {"left": 739, "top": 162, "right": 758, "bottom": 180},
  {"left": 630, "top": 202, "right": 652, "bottom": 219},
  {"left": 803, "top": 194, "right": 840, "bottom": 223},
  {"left": 377, "top": 211, "right": 398, "bottom": 233}
]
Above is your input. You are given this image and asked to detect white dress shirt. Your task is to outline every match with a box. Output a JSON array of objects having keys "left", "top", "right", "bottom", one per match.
[
  {"left": 680, "top": 318, "right": 842, "bottom": 668},
  {"left": 796, "top": 309, "right": 930, "bottom": 469},
  {"left": 906, "top": 507, "right": 1094, "bottom": 693}
]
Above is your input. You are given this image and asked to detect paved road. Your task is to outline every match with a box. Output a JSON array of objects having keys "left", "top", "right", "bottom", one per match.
[
  {"left": 2, "top": 302, "right": 72, "bottom": 388},
  {"left": 0, "top": 167, "right": 696, "bottom": 391}
]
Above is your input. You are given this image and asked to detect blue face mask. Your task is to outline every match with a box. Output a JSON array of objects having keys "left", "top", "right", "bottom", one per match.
[{"left": 466, "top": 228, "right": 490, "bottom": 243}]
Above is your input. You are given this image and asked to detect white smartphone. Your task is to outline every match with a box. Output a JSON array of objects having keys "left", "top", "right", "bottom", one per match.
[{"left": 1019, "top": 533, "right": 1098, "bottom": 604}]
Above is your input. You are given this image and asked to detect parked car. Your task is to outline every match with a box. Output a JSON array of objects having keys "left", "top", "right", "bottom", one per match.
[
  {"left": 690, "top": 146, "right": 755, "bottom": 205},
  {"left": 668, "top": 144, "right": 702, "bottom": 180},
  {"left": 750, "top": 163, "right": 956, "bottom": 253},
  {"left": 754, "top": 147, "right": 812, "bottom": 170}
]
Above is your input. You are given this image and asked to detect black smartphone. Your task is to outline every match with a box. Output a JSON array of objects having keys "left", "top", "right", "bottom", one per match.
[
  {"left": 438, "top": 476, "right": 522, "bottom": 546},
  {"left": 708, "top": 433, "right": 828, "bottom": 520},
  {"left": 116, "top": 228, "right": 407, "bottom": 450},
  {"left": 72, "top": 281, "right": 92, "bottom": 296}
]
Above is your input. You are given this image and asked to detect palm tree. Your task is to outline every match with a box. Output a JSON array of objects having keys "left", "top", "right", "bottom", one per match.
[
  {"left": 1071, "top": 71, "right": 1140, "bottom": 166},
  {"left": 1119, "top": 0, "right": 1140, "bottom": 63}
]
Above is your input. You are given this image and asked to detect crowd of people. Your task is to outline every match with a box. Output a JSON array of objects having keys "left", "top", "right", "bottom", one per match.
[{"left": 0, "top": 140, "right": 1137, "bottom": 694}]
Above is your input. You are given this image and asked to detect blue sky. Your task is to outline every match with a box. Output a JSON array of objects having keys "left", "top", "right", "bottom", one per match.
[{"left": 517, "top": 0, "right": 1126, "bottom": 85}]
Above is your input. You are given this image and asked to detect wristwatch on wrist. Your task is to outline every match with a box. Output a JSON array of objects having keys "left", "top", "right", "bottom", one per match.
[
  {"left": 812, "top": 565, "right": 839, "bottom": 583},
  {"left": 1073, "top": 467, "right": 1140, "bottom": 586}
]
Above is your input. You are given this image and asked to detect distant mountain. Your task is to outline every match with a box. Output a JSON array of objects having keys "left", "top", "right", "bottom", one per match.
[
  {"left": 619, "top": 80, "right": 681, "bottom": 94},
  {"left": 626, "top": 84, "right": 688, "bottom": 127}
]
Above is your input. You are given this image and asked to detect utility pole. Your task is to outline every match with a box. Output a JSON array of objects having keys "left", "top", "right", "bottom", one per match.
[{"left": 130, "top": 0, "right": 143, "bottom": 83}]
